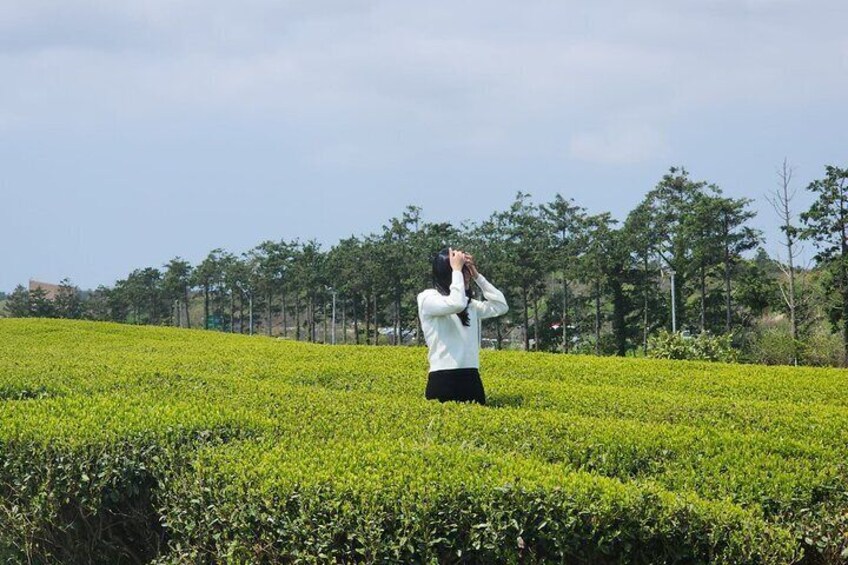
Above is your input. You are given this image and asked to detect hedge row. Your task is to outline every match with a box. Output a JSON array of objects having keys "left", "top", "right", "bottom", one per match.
[{"left": 1, "top": 319, "right": 847, "bottom": 563}]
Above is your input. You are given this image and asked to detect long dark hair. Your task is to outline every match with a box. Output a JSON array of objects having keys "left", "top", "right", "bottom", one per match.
[{"left": 432, "top": 248, "right": 472, "bottom": 327}]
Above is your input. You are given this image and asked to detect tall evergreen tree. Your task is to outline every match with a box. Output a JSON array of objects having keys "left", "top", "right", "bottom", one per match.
[
  {"left": 251, "top": 241, "right": 289, "bottom": 336},
  {"left": 624, "top": 201, "right": 663, "bottom": 354},
  {"left": 193, "top": 249, "right": 224, "bottom": 330},
  {"left": 29, "top": 287, "right": 55, "bottom": 318},
  {"left": 54, "top": 278, "right": 83, "bottom": 319},
  {"left": 683, "top": 191, "right": 724, "bottom": 333},
  {"left": 800, "top": 165, "right": 848, "bottom": 366},
  {"left": 379, "top": 206, "right": 422, "bottom": 345},
  {"left": 639, "top": 167, "right": 712, "bottom": 332},
  {"left": 541, "top": 195, "right": 587, "bottom": 353},
  {"left": 4, "top": 285, "right": 30, "bottom": 317},
  {"left": 580, "top": 213, "right": 617, "bottom": 354},
  {"left": 467, "top": 215, "right": 512, "bottom": 349},
  {"left": 162, "top": 258, "right": 193, "bottom": 328},
  {"left": 715, "top": 196, "right": 760, "bottom": 333},
  {"left": 499, "top": 192, "right": 552, "bottom": 351}
]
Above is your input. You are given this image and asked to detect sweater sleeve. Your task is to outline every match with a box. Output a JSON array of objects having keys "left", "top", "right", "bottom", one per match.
[
  {"left": 471, "top": 274, "right": 508, "bottom": 320},
  {"left": 418, "top": 271, "right": 468, "bottom": 317}
]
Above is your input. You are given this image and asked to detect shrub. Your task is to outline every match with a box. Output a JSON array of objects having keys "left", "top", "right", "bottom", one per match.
[
  {"left": 744, "top": 322, "right": 801, "bottom": 366},
  {"left": 648, "top": 330, "right": 739, "bottom": 363},
  {"left": 801, "top": 327, "right": 846, "bottom": 367}
]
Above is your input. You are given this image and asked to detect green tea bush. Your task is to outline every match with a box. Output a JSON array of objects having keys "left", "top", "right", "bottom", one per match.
[
  {"left": 0, "top": 319, "right": 846, "bottom": 563},
  {"left": 648, "top": 330, "right": 739, "bottom": 363},
  {"left": 157, "top": 439, "right": 798, "bottom": 564}
]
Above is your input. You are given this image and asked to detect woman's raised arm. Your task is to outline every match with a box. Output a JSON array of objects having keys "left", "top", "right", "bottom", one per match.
[
  {"left": 472, "top": 274, "right": 508, "bottom": 319},
  {"left": 418, "top": 271, "right": 467, "bottom": 317}
]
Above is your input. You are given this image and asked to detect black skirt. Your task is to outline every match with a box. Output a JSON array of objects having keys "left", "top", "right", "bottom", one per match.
[{"left": 425, "top": 368, "right": 486, "bottom": 405}]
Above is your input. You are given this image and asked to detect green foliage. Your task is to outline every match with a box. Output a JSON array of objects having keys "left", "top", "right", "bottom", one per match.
[
  {"left": 3, "top": 319, "right": 848, "bottom": 563},
  {"left": 54, "top": 278, "right": 84, "bottom": 319},
  {"left": 647, "top": 330, "right": 739, "bottom": 363},
  {"left": 743, "top": 317, "right": 846, "bottom": 368},
  {"left": 16, "top": 170, "right": 848, "bottom": 366},
  {"left": 744, "top": 322, "right": 801, "bottom": 366},
  {"left": 801, "top": 327, "right": 846, "bottom": 367},
  {"left": 800, "top": 165, "right": 848, "bottom": 366},
  {"left": 1, "top": 286, "right": 29, "bottom": 317}
]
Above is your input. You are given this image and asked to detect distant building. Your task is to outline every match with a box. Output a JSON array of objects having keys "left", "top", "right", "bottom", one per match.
[{"left": 29, "top": 280, "right": 61, "bottom": 300}]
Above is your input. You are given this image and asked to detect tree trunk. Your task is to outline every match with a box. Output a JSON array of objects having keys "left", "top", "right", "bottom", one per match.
[
  {"left": 204, "top": 286, "right": 209, "bottom": 330},
  {"left": 184, "top": 285, "right": 191, "bottom": 329},
  {"left": 788, "top": 261, "right": 797, "bottom": 344},
  {"left": 395, "top": 291, "right": 402, "bottom": 346},
  {"left": 841, "top": 192, "right": 848, "bottom": 367},
  {"left": 309, "top": 294, "right": 315, "bottom": 342},
  {"left": 342, "top": 296, "right": 347, "bottom": 345},
  {"left": 699, "top": 265, "right": 706, "bottom": 333},
  {"left": 522, "top": 285, "right": 530, "bottom": 351},
  {"left": 562, "top": 276, "right": 569, "bottom": 353},
  {"left": 642, "top": 254, "right": 649, "bottom": 355},
  {"left": 392, "top": 291, "right": 397, "bottom": 346},
  {"left": 373, "top": 292, "right": 378, "bottom": 345},
  {"left": 594, "top": 280, "right": 601, "bottom": 355},
  {"left": 214, "top": 289, "right": 222, "bottom": 331},
  {"left": 295, "top": 293, "right": 301, "bottom": 341},
  {"left": 230, "top": 291, "right": 235, "bottom": 333},
  {"left": 671, "top": 267, "right": 686, "bottom": 332},
  {"left": 532, "top": 295, "right": 540, "bottom": 351},
  {"left": 282, "top": 291, "right": 288, "bottom": 338},
  {"left": 611, "top": 275, "right": 626, "bottom": 356},
  {"left": 266, "top": 291, "right": 272, "bottom": 336},
  {"left": 724, "top": 252, "right": 732, "bottom": 334},
  {"left": 323, "top": 297, "right": 328, "bottom": 343},
  {"left": 365, "top": 293, "right": 370, "bottom": 345},
  {"left": 842, "top": 255, "right": 848, "bottom": 367},
  {"left": 353, "top": 295, "right": 360, "bottom": 345}
]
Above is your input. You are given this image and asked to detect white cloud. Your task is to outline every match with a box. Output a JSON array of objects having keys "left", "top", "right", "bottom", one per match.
[
  {"left": 0, "top": 1, "right": 846, "bottom": 164},
  {"left": 569, "top": 125, "right": 668, "bottom": 165}
]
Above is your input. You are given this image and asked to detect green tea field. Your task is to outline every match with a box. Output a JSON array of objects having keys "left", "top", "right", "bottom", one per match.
[{"left": 1, "top": 319, "right": 847, "bottom": 563}]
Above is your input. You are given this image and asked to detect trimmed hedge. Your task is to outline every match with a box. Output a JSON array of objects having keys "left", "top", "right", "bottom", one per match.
[{"left": 1, "top": 319, "right": 847, "bottom": 563}]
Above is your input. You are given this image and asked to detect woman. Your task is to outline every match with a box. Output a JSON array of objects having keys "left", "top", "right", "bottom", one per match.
[{"left": 417, "top": 247, "right": 508, "bottom": 404}]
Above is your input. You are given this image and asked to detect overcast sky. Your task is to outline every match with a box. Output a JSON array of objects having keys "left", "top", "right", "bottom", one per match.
[{"left": 2, "top": 0, "right": 847, "bottom": 290}]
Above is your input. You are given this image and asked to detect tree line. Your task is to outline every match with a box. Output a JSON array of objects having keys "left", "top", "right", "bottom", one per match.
[{"left": 5, "top": 165, "right": 848, "bottom": 365}]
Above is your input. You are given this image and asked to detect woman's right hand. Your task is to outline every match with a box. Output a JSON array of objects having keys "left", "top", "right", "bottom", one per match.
[{"left": 449, "top": 247, "right": 466, "bottom": 272}]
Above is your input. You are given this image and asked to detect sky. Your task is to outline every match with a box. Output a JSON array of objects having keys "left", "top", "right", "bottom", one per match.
[{"left": 1, "top": 0, "right": 847, "bottom": 291}]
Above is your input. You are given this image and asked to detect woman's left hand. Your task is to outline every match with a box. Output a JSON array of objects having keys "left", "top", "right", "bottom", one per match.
[{"left": 465, "top": 254, "right": 479, "bottom": 278}]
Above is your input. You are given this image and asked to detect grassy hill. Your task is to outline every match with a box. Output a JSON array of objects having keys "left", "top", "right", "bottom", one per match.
[{"left": 1, "top": 319, "right": 846, "bottom": 563}]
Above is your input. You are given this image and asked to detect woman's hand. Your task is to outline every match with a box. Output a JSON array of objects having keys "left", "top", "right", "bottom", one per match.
[
  {"left": 449, "top": 247, "right": 466, "bottom": 272},
  {"left": 465, "top": 253, "right": 479, "bottom": 278}
]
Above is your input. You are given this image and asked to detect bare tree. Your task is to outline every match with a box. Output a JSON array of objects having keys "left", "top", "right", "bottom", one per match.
[{"left": 766, "top": 158, "right": 800, "bottom": 364}]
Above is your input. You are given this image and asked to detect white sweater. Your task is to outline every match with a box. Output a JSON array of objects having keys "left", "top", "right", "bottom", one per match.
[{"left": 417, "top": 271, "right": 509, "bottom": 372}]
